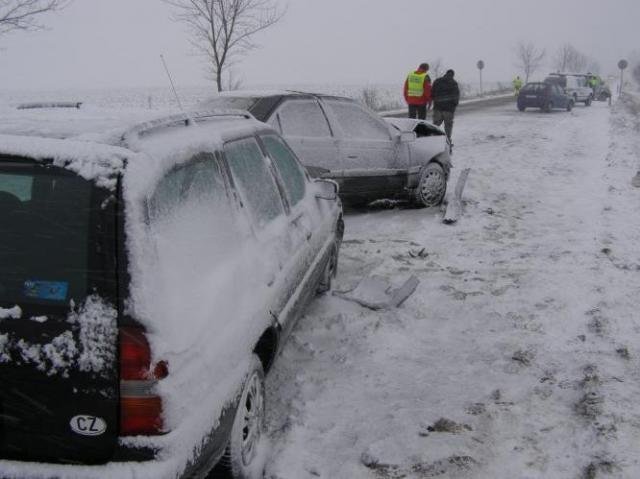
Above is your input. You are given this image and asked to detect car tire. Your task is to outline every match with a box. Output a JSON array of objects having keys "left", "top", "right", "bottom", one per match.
[
  {"left": 543, "top": 101, "right": 553, "bottom": 113},
  {"left": 585, "top": 96, "right": 592, "bottom": 106},
  {"left": 517, "top": 104, "right": 526, "bottom": 112},
  {"left": 224, "top": 355, "right": 266, "bottom": 479},
  {"left": 414, "top": 163, "right": 447, "bottom": 207},
  {"left": 567, "top": 100, "right": 574, "bottom": 112},
  {"left": 317, "top": 243, "right": 338, "bottom": 295}
]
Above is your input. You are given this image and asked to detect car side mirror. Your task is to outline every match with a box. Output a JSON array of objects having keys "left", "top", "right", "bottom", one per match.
[{"left": 314, "top": 179, "right": 338, "bottom": 201}]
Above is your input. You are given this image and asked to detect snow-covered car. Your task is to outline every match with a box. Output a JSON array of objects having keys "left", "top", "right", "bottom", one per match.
[
  {"left": 201, "top": 92, "right": 452, "bottom": 207},
  {"left": 0, "top": 109, "right": 343, "bottom": 479},
  {"left": 544, "top": 73, "right": 594, "bottom": 106}
]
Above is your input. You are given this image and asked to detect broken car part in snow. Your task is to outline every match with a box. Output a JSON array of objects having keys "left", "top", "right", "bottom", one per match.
[
  {"left": 443, "top": 167, "right": 471, "bottom": 224},
  {"left": 335, "top": 275, "right": 419, "bottom": 310}
]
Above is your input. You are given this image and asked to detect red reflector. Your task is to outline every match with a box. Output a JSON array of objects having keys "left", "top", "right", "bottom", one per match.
[
  {"left": 120, "top": 396, "right": 164, "bottom": 436},
  {"left": 119, "top": 327, "right": 151, "bottom": 380}
]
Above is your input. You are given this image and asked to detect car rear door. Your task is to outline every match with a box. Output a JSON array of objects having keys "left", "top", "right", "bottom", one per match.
[
  {"left": 266, "top": 98, "right": 341, "bottom": 171},
  {"left": 0, "top": 158, "right": 119, "bottom": 464}
]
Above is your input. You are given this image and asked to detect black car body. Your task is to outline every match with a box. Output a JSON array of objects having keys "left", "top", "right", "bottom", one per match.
[
  {"left": 517, "top": 82, "right": 574, "bottom": 112},
  {"left": 0, "top": 109, "right": 343, "bottom": 478},
  {"left": 201, "top": 92, "right": 452, "bottom": 207}
]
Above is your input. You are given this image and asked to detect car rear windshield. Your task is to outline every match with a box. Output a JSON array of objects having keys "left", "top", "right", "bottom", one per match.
[
  {"left": 204, "top": 96, "right": 259, "bottom": 112},
  {"left": 522, "top": 84, "right": 548, "bottom": 93},
  {"left": 0, "top": 158, "right": 117, "bottom": 310}
]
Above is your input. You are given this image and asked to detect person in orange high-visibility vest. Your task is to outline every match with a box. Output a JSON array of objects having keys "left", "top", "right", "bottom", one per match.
[{"left": 403, "top": 63, "right": 432, "bottom": 120}]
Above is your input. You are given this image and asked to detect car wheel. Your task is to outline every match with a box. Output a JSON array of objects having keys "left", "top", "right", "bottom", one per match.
[
  {"left": 414, "top": 163, "right": 447, "bottom": 207},
  {"left": 517, "top": 104, "right": 526, "bottom": 112},
  {"left": 225, "top": 355, "right": 266, "bottom": 479},
  {"left": 567, "top": 100, "right": 574, "bottom": 112},
  {"left": 317, "top": 243, "right": 338, "bottom": 294},
  {"left": 585, "top": 96, "right": 592, "bottom": 106}
]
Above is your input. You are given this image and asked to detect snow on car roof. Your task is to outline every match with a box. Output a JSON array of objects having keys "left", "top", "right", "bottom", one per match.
[
  {"left": 0, "top": 104, "right": 162, "bottom": 140},
  {"left": 0, "top": 133, "right": 131, "bottom": 190},
  {"left": 0, "top": 108, "right": 269, "bottom": 192}
]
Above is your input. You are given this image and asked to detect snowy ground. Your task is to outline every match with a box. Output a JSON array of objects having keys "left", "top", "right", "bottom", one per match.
[{"left": 264, "top": 95, "right": 640, "bottom": 479}]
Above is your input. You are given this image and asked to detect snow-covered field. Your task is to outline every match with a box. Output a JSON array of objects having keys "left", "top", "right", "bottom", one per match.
[
  {"left": 264, "top": 95, "right": 640, "bottom": 478},
  {"left": 0, "top": 81, "right": 508, "bottom": 113}
]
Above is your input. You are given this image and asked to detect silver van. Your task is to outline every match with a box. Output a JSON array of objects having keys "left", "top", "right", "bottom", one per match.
[{"left": 545, "top": 73, "right": 594, "bottom": 106}]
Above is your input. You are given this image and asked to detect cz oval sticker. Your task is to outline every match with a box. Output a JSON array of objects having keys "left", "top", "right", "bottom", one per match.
[{"left": 70, "top": 415, "right": 107, "bottom": 436}]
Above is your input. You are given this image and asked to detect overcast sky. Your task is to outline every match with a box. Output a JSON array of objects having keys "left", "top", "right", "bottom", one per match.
[{"left": 0, "top": 0, "right": 637, "bottom": 91}]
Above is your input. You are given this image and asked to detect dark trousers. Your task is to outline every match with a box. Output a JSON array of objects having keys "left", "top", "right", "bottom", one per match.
[
  {"left": 432, "top": 109, "right": 455, "bottom": 142},
  {"left": 408, "top": 104, "right": 427, "bottom": 120}
]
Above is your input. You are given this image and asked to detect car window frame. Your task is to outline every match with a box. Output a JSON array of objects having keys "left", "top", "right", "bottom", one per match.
[
  {"left": 220, "top": 133, "right": 291, "bottom": 229},
  {"left": 319, "top": 97, "right": 394, "bottom": 141},
  {"left": 268, "top": 97, "right": 335, "bottom": 139},
  {"left": 257, "top": 133, "right": 310, "bottom": 210}
]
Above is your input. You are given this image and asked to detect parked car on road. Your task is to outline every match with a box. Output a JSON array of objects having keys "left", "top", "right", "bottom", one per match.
[
  {"left": 201, "top": 91, "right": 452, "bottom": 207},
  {"left": 517, "top": 82, "right": 575, "bottom": 112},
  {"left": 544, "top": 73, "right": 593, "bottom": 106},
  {"left": 0, "top": 108, "right": 343, "bottom": 479}
]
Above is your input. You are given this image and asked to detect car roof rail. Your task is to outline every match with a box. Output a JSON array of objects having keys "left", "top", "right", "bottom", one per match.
[
  {"left": 121, "top": 109, "right": 255, "bottom": 144},
  {"left": 17, "top": 101, "right": 83, "bottom": 110}
]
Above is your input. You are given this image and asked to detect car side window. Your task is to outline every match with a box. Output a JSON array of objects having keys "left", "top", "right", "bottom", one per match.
[
  {"left": 274, "top": 100, "right": 332, "bottom": 138},
  {"left": 325, "top": 99, "right": 391, "bottom": 140},
  {"left": 148, "top": 152, "right": 227, "bottom": 222},
  {"left": 224, "top": 137, "right": 285, "bottom": 228},
  {"left": 261, "top": 135, "right": 307, "bottom": 207}
]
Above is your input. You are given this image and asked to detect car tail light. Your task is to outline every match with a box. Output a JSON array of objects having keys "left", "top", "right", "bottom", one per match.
[{"left": 119, "top": 326, "right": 168, "bottom": 436}]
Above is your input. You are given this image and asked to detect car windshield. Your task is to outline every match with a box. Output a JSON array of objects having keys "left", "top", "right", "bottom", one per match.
[{"left": 0, "top": 159, "right": 116, "bottom": 309}]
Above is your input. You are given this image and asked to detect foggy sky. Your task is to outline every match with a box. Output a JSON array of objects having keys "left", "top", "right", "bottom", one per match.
[{"left": 0, "top": 0, "right": 637, "bottom": 91}]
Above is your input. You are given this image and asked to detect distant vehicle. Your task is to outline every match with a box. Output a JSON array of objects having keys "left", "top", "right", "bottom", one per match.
[
  {"left": 0, "top": 109, "right": 343, "bottom": 478},
  {"left": 581, "top": 74, "right": 612, "bottom": 101},
  {"left": 594, "top": 82, "right": 612, "bottom": 101},
  {"left": 201, "top": 91, "right": 452, "bottom": 207},
  {"left": 544, "top": 73, "right": 593, "bottom": 106},
  {"left": 517, "top": 82, "right": 574, "bottom": 112}
]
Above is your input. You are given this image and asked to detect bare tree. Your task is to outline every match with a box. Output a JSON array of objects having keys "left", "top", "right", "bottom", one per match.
[
  {"left": 0, "top": 0, "right": 69, "bottom": 36},
  {"left": 514, "top": 41, "right": 546, "bottom": 82},
  {"left": 553, "top": 43, "right": 588, "bottom": 73},
  {"left": 164, "top": 0, "right": 285, "bottom": 92}
]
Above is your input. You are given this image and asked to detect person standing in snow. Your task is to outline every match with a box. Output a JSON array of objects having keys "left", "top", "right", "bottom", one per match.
[
  {"left": 431, "top": 69, "right": 460, "bottom": 148},
  {"left": 513, "top": 75, "right": 523, "bottom": 96},
  {"left": 404, "top": 63, "right": 432, "bottom": 120}
]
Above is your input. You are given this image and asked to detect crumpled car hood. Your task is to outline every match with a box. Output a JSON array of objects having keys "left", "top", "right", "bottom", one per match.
[{"left": 383, "top": 117, "right": 445, "bottom": 136}]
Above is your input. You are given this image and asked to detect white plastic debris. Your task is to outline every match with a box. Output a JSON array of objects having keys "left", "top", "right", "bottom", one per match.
[{"left": 336, "top": 275, "right": 419, "bottom": 310}]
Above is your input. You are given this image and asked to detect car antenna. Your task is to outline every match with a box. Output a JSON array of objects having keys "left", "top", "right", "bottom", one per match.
[{"left": 160, "top": 54, "right": 196, "bottom": 126}]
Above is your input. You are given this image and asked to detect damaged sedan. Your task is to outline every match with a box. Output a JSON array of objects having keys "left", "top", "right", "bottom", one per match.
[{"left": 202, "top": 92, "right": 452, "bottom": 207}]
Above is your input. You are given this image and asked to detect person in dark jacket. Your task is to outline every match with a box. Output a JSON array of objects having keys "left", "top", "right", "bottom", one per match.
[
  {"left": 403, "top": 63, "right": 432, "bottom": 120},
  {"left": 431, "top": 69, "right": 460, "bottom": 146}
]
